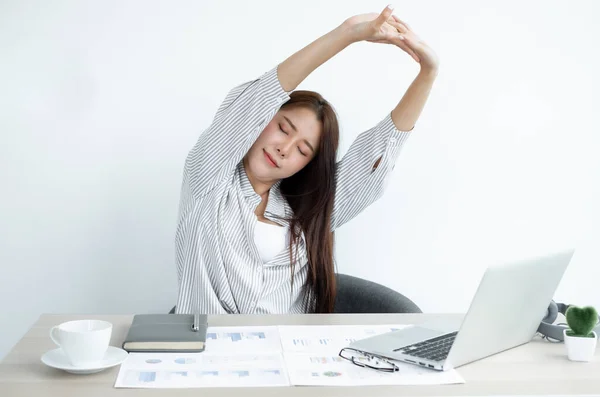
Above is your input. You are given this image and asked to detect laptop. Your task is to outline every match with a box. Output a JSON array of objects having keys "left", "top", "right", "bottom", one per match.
[{"left": 348, "top": 248, "right": 575, "bottom": 371}]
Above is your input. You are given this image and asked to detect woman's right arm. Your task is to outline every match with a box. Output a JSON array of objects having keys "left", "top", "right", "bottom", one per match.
[
  {"left": 277, "top": 23, "right": 355, "bottom": 92},
  {"left": 186, "top": 22, "right": 361, "bottom": 198}
]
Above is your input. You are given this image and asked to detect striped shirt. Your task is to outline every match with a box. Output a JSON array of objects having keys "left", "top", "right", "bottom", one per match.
[{"left": 174, "top": 65, "right": 412, "bottom": 315}]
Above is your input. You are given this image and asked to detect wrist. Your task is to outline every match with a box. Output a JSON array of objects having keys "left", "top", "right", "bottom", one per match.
[
  {"left": 337, "top": 21, "right": 362, "bottom": 45},
  {"left": 419, "top": 66, "right": 439, "bottom": 79}
]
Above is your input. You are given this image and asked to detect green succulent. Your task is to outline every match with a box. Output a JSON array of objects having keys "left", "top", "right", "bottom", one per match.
[{"left": 565, "top": 305, "right": 598, "bottom": 338}]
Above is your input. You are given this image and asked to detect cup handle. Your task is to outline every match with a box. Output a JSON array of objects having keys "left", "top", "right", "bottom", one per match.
[{"left": 49, "top": 326, "right": 61, "bottom": 347}]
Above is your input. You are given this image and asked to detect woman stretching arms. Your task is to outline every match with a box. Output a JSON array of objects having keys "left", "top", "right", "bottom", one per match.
[{"left": 174, "top": 5, "right": 439, "bottom": 315}]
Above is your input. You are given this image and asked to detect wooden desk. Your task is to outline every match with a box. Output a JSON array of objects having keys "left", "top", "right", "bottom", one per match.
[{"left": 1, "top": 313, "right": 599, "bottom": 396}]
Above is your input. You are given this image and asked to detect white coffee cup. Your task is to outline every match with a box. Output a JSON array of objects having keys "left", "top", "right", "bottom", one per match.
[{"left": 49, "top": 320, "right": 112, "bottom": 367}]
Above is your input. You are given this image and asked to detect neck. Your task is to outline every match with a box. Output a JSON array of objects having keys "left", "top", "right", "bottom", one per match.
[{"left": 243, "top": 156, "right": 277, "bottom": 198}]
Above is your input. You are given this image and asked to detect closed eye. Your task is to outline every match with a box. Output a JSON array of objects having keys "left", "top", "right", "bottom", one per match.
[{"left": 280, "top": 124, "right": 307, "bottom": 156}]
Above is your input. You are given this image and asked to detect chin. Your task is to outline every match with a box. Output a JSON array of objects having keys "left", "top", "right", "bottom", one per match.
[{"left": 247, "top": 155, "right": 273, "bottom": 177}]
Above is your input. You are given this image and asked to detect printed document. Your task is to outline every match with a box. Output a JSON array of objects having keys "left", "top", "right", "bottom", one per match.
[{"left": 115, "top": 324, "right": 465, "bottom": 388}]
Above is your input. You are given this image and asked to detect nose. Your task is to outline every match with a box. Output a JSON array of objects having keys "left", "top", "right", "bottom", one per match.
[{"left": 276, "top": 141, "right": 294, "bottom": 158}]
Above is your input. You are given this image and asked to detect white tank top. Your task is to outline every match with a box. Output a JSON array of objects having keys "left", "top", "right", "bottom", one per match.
[{"left": 253, "top": 220, "right": 289, "bottom": 263}]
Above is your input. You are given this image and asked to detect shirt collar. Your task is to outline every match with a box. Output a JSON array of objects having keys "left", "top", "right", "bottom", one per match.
[
  {"left": 238, "top": 161, "right": 290, "bottom": 220},
  {"left": 238, "top": 161, "right": 257, "bottom": 198}
]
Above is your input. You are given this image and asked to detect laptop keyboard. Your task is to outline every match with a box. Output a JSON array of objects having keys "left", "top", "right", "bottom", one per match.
[{"left": 393, "top": 331, "right": 458, "bottom": 362}]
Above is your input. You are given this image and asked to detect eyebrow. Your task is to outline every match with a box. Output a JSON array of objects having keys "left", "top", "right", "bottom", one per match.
[{"left": 283, "top": 115, "right": 315, "bottom": 153}]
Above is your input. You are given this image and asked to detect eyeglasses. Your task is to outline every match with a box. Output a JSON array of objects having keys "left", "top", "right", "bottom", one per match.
[{"left": 338, "top": 347, "right": 399, "bottom": 373}]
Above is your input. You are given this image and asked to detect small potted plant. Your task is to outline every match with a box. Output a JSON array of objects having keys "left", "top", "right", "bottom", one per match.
[{"left": 563, "top": 305, "right": 598, "bottom": 362}]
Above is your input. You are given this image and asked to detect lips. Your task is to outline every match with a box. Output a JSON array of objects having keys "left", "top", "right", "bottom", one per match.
[{"left": 263, "top": 149, "right": 278, "bottom": 167}]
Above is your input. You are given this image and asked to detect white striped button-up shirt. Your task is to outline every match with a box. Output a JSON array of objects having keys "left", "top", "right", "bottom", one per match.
[{"left": 174, "top": 65, "right": 412, "bottom": 315}]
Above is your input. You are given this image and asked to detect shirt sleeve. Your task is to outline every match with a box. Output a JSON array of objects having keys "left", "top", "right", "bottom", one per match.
[
  {"left": 330, "top": 112, "right": 412, "bottom": 231},
  {"left": 186, "top": 65, "right": 291, "bottom": 198}
]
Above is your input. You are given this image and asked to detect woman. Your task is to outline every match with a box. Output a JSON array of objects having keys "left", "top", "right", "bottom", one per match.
[{"left": 174, "top": 5, "right": 439, "bottom": 315}]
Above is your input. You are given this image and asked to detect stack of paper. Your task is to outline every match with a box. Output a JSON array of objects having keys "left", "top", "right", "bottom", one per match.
[
  {"left": 115, "top": 326, "right": 287, "bottom": 388},
  {"left": 114, "top": 324, "right": 465, "bottom": 388}
]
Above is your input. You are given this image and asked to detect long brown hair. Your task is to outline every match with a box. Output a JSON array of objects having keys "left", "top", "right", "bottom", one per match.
[{"left": 278, "top": 90, "right": 340, "bottom": 313}]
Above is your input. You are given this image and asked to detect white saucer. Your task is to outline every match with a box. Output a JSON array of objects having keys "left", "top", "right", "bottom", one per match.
[{"left": 41, "top": 346, "right": 129, "bottom": 374}]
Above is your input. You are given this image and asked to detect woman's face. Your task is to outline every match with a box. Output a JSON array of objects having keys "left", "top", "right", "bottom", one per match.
[{"left": 244, "top": 106, "right": 322, "bottom": 182}]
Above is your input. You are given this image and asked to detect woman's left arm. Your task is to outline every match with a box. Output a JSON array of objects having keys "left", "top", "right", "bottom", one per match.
[
  {"left": 388, "top": 15, "right": 440, "bottom": 131},
  {"left": 390, "top": 69, "right": 438, "bottom": 131},
  {"left": 331, "top": 11, "right": 439, "bottom": 231}
]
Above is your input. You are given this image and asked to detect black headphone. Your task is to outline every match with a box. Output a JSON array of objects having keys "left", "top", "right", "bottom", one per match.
[{"left": 537, "top": 300, "right": 600, "bottom": 342}]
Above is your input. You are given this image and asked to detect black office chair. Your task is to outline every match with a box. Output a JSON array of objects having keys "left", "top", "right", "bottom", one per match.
[
  {"left": 169, "top": 273, "right": 420, "bottom": 314},
  {"left": 333, "top": 273, "right": 421, "bottom": 313}
]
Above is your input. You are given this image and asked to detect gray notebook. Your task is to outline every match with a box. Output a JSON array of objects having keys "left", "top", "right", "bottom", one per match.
[{"left": 122, "top": 314, "right": 208, "bottom": 353}]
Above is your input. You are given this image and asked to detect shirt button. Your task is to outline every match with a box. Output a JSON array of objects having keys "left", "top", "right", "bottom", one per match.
[{"left": 390, "top": 137, "right": 398, "bottom": 144}]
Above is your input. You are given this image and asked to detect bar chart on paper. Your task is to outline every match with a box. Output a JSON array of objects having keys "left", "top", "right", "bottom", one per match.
[
  {"left": 279, "top": 324, "right": 409, "bottom": 353},
  {"left": 202, "top": 326, "right": 282, "bottom": 353},
  {"left": 115, "top": 352, "right": 289, "bottom": 388},
  {"left": 291, "top": 337, "right": 357, "bottom": 347}
]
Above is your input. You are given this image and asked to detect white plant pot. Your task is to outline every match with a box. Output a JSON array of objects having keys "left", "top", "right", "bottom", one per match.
[{"left": 564, "top": 329, "right": 597, "bottom": 362}]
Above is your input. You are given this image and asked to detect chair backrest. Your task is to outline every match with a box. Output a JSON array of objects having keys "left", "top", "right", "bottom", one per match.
[
  {"left": 169, "top": 273, "right": 421, "bottom": 314},
  {"left": 333, "top": 273, "right": 422, "bottom": 313}
]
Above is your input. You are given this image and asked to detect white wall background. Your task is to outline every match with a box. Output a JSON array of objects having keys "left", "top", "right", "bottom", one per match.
[{"left": 1, "top": 0, "right": 598, "bottom": 360}]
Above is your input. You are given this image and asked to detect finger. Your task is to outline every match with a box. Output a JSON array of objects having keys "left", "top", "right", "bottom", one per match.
[
  {"left": 391, "top": 14, "right": 412, "bottom": 31},
  {"left": 387, "top": 20, "right": 408, "bottom": 34},
  {"left": 388, "top": 17, "right": 408, "bottom": 32},
  {"left": 400, "top": 35, "right": 420, "bottom": 62},
  {"left": 410, "top": 51, "right": 420, "bottom": 63},
  {"left": 391, "top": 35, "right": 420, "bottom": 62},
  {"left": 402, "top": 45, "right": 420, "bottom": 62},
  {"left": 392, "top": 15, "right": 411, "bottom": 31},
  {"left": 375, "top": 4, "right": 395, "bottom": 27}
]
